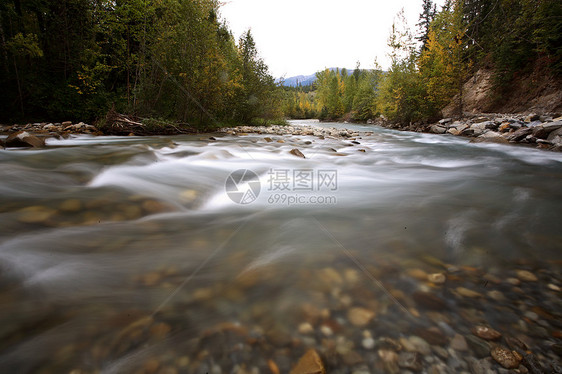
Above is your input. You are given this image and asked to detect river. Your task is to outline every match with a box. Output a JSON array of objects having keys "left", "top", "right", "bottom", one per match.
[{"left": 1, "top": 120, "right": 561, "bottom": 373}]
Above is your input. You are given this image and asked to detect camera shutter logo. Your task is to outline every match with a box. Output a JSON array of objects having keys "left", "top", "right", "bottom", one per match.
[{"left": 225, "top": 169, "right": 260, "bottom": 204}]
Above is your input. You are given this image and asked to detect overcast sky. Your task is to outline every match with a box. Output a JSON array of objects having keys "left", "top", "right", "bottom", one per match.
[{"left": 220, "top": 0, "right": 445, "bottom": 78}]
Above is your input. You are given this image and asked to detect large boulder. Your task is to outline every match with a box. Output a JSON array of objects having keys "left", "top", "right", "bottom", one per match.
[
  {"left": 4, "top": 131, "right": 46, "bottom": 148},
  {"left": 532, "top": 121, "right": 561, "bottom": 139},
  {"left": 507, "top": 127, "right": 533, "bottom": 142},
  {"left": 430, "top": 124, "right": 447, "bottom": 134},
  {"left": 447, "top": 123, "right": 469, "bottom": 136},
  {"left": 547, "top": 127, "right": 562, "bottom": 146},
  {"left": 472, "top": 131, "right": 509, "bottom": 144}
]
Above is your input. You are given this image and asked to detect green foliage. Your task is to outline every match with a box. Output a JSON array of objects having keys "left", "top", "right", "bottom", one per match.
[
  {"left": 0, "top": 0, "right": 283, "bottom": 126},
  {"left": 234, "top": 30, "right": 283, "bottom": 123},
  {"left": 463, "top": 0, "right": 562, "bottom": 87},
  {"left": 416, "top": 0, "right": 437, "bottom": 50},
  {"left": 376, "top": 10, "right": 428, "bottom": 124},
  {"left": 282, "top": 86, "right": 320, "bottom": 119}
]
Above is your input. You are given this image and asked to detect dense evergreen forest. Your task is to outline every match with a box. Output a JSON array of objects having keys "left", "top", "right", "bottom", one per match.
[
  {"left": 0, "top": 0, "right": 282, "bottom": 127},
  {"left": 284, "top": 0, "right": 562, "bottom": 124}
]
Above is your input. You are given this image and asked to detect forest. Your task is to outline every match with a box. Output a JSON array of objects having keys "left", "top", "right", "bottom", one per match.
[
  {"left": 0, "top": 0, "right": 282, "bottom": 128},
  {"left": 1, "top": 0, "right": 560, "bottom": 127},
  {"left": 283, "top": 0, "right": 562, "bottom": 124}
]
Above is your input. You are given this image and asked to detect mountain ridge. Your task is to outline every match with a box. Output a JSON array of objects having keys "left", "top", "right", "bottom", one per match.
[{"left": 278, "top": 68, "right": 357, "bottom": 87}]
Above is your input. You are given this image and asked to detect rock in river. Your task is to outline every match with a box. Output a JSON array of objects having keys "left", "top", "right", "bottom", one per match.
[
  {"left": 491, "top": 345, "right": 522, "bottom": 369},
  {"left": 471, "top": 325, "right": 502, "bottom": 340},
  {"left": 290, "top": 148, "right": 306, "bottom": 158},
  {"left": 516, "top": 269, "right": 538, "bottom": 282},
  {"left": 4, "top": 131, "right": 46, "bottom": 148},
  {"left": 450, "top": 333, "right": 468, "bottom": 351},
  {"left": 398, "top": 351, "right": 423, "bottom": 371},
  {"left": 347, "top": 307, "right": 375, "bottom": 327},
  {"left": 290, "top": 349, "right": 326, "bottom": 374}
]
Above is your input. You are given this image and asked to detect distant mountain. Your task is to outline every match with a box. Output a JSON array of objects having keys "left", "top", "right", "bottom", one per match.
[
  {"left": 278, "top": 68, "right": 357, "bottom": 87},
  {"left": 278, "top": 73, "right": 317, "bottom": 87}
]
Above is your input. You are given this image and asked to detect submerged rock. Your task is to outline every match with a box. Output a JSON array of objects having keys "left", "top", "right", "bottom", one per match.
[
  {"left": 290, "top": 349, "right": 326, "bottom": 374},
  {"left": 397, "top": 351, "right": 423, "bottom": 371},
  {"left": 516, "top": 269, "right": 538, "bottom": 282},
  {"left": 491, "top": 345, "right": 522, "bottom": 369},
  {"left": 471, "top": 325, "right": 502, "bottom": 340},
  {"left": 347, "top": 307, "right": 375, "bottom": 327}
]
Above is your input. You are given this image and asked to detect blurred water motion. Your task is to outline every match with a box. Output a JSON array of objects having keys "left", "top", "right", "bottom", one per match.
[{"left": 1, "top": 121, "right": 561, "bottom": 373}]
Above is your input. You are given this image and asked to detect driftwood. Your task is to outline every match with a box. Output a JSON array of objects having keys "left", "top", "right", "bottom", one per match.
[{"left": 102, "top": 110, "right": 197, "bottom": 135}]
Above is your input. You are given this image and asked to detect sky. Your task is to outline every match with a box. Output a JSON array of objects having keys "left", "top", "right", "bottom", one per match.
[{"left": 220, "top": 0, "right": 445, "bottom": 78}]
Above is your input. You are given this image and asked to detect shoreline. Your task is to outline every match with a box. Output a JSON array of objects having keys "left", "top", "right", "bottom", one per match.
[
  {"left": 1, "top": 114, "right": 562, "bottom": 153},
  {"left": 371, "top": 113, "right": 562, "bottom": 152}
]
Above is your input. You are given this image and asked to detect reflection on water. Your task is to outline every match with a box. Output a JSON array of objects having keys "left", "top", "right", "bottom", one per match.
[{"left": 1, "top": 121, "right": 561, "bottom": 373}]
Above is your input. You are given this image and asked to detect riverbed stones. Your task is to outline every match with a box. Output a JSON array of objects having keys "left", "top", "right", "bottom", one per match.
[
  {"left": 414, "top": 327, "right": 448, "bottom": 346},
  {"left": 427, "top": 273, "right": 446, "bottom": 284},
  {"left": 17, "top": 206, "right": 56, "bottom": 223},
  {"left": 347, "top": 307, "right": 375, "bottom": 327},
  {"left": 450, "top": 334, "right": 468, "bottom": 351},
  {"left": 362, "top": 337, "right": 375, "bottom": 350},
  {"left": 397, "top": 351, "right": 423, "bottom": 371},
  {"left": 466, "top": 357, "right": 494, "bottom": 374},
  {"left": 406, "top": 336, "right": 431, "bottom": 355},
  {"left": 491, "top": 346, "right": 522, "bottom": 369},
  {"left": 378, "top": 349, "right": 399, "bottom": 373},
  {"left": 516, "top": 270, "right": 538, "bottom": 282},
  {"left": 456, "top": 287, "right": 483, "bottom": 298},
  {"left": 412, "top": 291, "right": 446, "bottom": 310},
  {"left": 471, "top": 325, "right": 502, "bottom": 340}
]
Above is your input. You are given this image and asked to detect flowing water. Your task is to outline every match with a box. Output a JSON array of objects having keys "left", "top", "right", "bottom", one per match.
[{"left": 1, "top": 120, "right": 561, "bottom": 373}]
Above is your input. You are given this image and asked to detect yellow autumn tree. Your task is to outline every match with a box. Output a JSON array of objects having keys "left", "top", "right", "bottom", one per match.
[{"left": 418, "top": 0, "right": 467, "bottom": 117}]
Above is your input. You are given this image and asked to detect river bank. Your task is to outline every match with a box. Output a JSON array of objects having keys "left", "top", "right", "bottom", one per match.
[
  {"left": 371, "top": 113, "right": 562, "bottom": 152},
  {"left": 2, "top": 112, "right": 562, "bottom": 153}
]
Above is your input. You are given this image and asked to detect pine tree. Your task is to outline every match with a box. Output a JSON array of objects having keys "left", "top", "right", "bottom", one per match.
[{"left": 416, "top": 0, "right": 437, "bottom": 50}]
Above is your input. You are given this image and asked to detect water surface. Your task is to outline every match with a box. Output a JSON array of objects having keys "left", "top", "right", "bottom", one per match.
[{"left": 1, "top": 121, "right": 561, "bottom": 373}]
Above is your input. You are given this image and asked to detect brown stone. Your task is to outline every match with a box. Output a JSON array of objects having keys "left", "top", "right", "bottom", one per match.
[
  {"left": 471, "top": 325, "right": 502, "bottom": 340},
  {"left": 427, "top": 273, "right": 446, "bottom": 284},
  {"left": 347, "top": 307, "right": 375, "bottom": 327},
  {"left": 456, "top": 287, "right": 482, "bottom": 298},
  {"left": 290, "top": 148, "right": 305, "bottom": 158},
  {"left": 290, "top": 349, "right": 326, "bottom": 374},
  {"left": 491, "top": 346, "right": 521, "bottom": 369},
  {"left": 5, "top": 131, "right": 46, "bottom": 148},
  {"left": 516, "top": 270, "right": 538, "bottom": 282},
  {"left": 398, "top": 351, "right": 423, "bottom": 371},
  {"left": 268, "top": 359, "right": 280, "bottom": 374}
]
